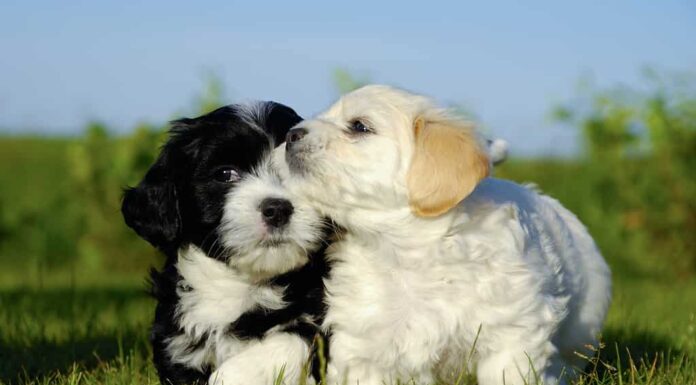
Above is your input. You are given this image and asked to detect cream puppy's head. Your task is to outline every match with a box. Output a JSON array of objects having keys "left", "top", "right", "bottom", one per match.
[{"left": 284, "top": 85, "right": 489, "bottom": 224}]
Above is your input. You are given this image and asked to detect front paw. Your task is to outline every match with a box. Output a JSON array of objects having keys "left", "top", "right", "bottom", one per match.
[
  {"left": 208, "top": 357, "right": 306, "bottom": 385},
  {"left": 208, "top": 333, "right": 311, "bottom": 385},
  {"left": 208, "top": 365, "right": 272, "bottom": 385}
]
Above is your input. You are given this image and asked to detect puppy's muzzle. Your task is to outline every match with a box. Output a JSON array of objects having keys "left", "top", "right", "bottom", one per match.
[{"left": 259, "top": 198, "right": 294, "bottom": 228}]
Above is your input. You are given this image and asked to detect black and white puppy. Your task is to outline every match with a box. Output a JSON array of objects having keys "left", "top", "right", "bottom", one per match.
[{"left": 121, "top": 103, "right": 330, "bottom": 385}]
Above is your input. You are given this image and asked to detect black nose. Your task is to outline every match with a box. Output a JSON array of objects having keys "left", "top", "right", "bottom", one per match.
[
  {"left": 259, "top": 198, "right": 294, "bottom": 228},
  {"left": 286, "top": 128, "right": 307, "bottom": 145}
]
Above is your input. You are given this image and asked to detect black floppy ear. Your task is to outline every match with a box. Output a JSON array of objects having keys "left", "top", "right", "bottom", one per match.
[
  {"left": 263, "top": 102, "right": 303, "bottom": 145},
  {"left": 121, "top": 160, "right": 182, "bottom": 253}
]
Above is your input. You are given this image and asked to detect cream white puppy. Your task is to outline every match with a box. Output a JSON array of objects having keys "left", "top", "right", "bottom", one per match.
[{"left": 283, "top": 85, "right": 612, "bottom": 385}]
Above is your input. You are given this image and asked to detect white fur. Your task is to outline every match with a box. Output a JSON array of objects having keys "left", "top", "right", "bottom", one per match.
[
  {"left": 209, "top": 332, "right": 312, "bottom": 385},
  {"left": 488, "top": 138, "right": 509, "bottom": 166},
  {"left": 285, "top": 85, "right": 612, "bottom": 385},
  {"left": 218, "top": 154, "right": 323, "bottom": 282}
]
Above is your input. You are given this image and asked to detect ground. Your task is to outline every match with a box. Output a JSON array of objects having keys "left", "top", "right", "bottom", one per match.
[
  {"left": 1, "top": 253, "right": 695, "bottom": 385},
  {"left": 0, "top": 138, "right": 693, "bottom": 384}
]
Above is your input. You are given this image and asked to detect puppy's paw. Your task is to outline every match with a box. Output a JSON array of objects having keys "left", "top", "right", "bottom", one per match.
[{"left": 208, "top": 333, "right": 310, "bottom": 385}]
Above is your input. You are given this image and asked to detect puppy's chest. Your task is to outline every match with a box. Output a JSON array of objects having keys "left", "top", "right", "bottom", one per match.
[
  {"left": 169, "top": 256, "right": 286, "bottom": 366},
  {"left": 176, "top": 276, "right": 285, "bottom": 331},
  {"left": 324, "top": 240, "right": 499, "bottom": 371},
  {"left": 326, "top": 242, "right": 463, "bottom": 331}
]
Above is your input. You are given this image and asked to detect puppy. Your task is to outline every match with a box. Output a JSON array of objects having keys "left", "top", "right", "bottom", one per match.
[
  {"left": 122, "top": 103, "right": 330, "bottom": 385},
  {"left": 284, "top": 85, "right": 612, "bottom": 385}
]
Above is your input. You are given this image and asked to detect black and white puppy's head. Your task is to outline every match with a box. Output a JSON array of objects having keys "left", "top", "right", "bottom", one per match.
[{"left": 122, "top": 102, "right": 323, "bottom": 280}]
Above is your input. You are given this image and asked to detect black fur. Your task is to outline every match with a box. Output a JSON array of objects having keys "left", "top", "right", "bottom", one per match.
[
  {"left": 122, "top": 103, "right": 298, "bottom": 257},
  {"left": 121, "top": 103, "right": 330, "bottom": 385},
  {"left": 149, "top": 264, "right": 211, "bottom": 385}
]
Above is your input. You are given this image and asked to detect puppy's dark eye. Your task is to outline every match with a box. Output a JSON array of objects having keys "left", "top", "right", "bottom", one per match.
[
  {"left": 213, "top": 167, "right": 240, "bottom": 183},
  {"left": 349, "top": 120, "right": 371, "bottom": 134}
]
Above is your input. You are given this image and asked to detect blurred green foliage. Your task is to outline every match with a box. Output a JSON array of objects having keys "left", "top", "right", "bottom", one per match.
[
  {"left": 67, "top": 122, "right": 165, "bottom": 272},
  {"left": 0, "top": 70, "right": 694, "bottom": 282},
  {"left": 0, "top": 70, "right": 694, "bottom": 384},
  {"left": 332, "top": 68, "right": 370, "bottom": 95},
  {"left": 548, "top": 70, "right": 696, "bottom": 276},
  {"left": 0, "top": 138, "right": 81, "bottom": 281},
  {"left": 0, "top": 76, "right": 227, "bottom": 283}
]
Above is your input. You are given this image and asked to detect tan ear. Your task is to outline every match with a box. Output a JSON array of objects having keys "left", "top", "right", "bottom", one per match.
[{"left": 407, "top": 117, "right": 489, "bottom": 217}]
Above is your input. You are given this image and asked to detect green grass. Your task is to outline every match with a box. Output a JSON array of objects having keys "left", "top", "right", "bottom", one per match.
[
  {"left": 0, "top": 277, "right": 156, "bottom": 384},
  {"left": 0, "top": 138, "right": 694, "bottom": 384},
  {"left": 1, "top": 273, "right": 694, "bottom": 384}
]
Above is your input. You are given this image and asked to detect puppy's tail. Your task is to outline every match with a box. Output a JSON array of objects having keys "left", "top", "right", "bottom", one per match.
[{"left": 487, "top": 138, "right": 509, "bottom": 166}]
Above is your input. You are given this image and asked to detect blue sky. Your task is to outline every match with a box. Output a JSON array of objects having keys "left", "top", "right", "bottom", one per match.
[{"left": 1, "top": 0, "right": 694, "bottom": 155}]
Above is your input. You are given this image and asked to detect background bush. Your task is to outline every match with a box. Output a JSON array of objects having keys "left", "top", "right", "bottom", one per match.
[
  {"left": 9, "top": 71, "right": 693, "bottom": 280},
  {"left": 0, "top": 77, "right": 228, "bottom": 283},
  {"left": 549, "top": 70, "right": 696, "bottom": 276},
  {"left": 0, "top": 70, "right": 693, "bottom": 384}
]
